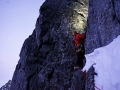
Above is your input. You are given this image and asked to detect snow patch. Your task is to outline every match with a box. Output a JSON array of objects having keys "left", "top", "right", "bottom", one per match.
[{"left": 83, "top": 35, "right": 120, "bottom": 90}]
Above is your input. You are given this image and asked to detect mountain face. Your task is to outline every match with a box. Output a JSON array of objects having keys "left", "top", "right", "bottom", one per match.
[
  {"left": 10, "top": 0, "right": 120, "bottom": 90},
  {"left": 0, "top": 80, "right": 11, "bottom": 90},
  {"left": 10, "top": 0, "right": 88, "bottom": 90},
  {"left": 85, "top": 0, "right": 120, "bottom": 54}
]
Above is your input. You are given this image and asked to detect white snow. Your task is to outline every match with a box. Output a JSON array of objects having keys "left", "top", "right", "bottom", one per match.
[{"left": 83, "top": 35, "right": 120, "bottom": 90}]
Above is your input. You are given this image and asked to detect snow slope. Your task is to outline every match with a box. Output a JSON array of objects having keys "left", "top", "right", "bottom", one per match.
[{"left": 83, "top": 35, "right": 120, "bottom": 90}]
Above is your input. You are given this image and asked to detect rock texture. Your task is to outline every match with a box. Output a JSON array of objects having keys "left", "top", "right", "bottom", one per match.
[
  {"left": 10, "top": 0, "right": 120, "bottom": 90},
  {"left": 84, "top": 0, "right": 120, "bottom": 89},
  {"left": 0, "top": 80, "right": 11, "bottom": 90},
  {"left": 85, "top": 0, "right": 120, "bottom": 54},
  {"left": 10, "top": 0, "right": 88, "bottom": 90}
]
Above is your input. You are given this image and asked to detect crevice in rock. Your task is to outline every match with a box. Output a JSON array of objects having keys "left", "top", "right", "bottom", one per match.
[
  {"left": 48, "top": 69, "right": 54, "bottom": 81},
  {"left": 10, "top": 0, "right": 89, "bottom": 90},
  {"left": 111, "top": 0, "right": 120, "bottom": 24},
  {"left": 26, "top": 73, "right": 35, "bottom": 90}
]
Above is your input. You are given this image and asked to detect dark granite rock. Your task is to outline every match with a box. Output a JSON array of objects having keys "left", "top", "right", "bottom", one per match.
[
  {"left": 84, "top": 0, "right": 120, "bottom": 90},
  {"left": 85, "top": 0, "right": 120, "bottom": 54},
  {"left": 10, "top": 0, "right": 120, "bottom": 90},
  {"left": 0, "top": 80, "right": 11, "bottom": 90},
  {"left": 10, "top": 0, "right": 88, "bottom": 90}
]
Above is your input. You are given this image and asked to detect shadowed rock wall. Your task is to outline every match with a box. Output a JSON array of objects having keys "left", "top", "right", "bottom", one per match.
[
  {"left": 85, "top": 0, "right": 120, "bottom": 54},
  {"left": 84, "top": 0, "right": 120, "bottom": 89},
  {"left": 10, "top": 0, "right": 88, "bottom": 90},
  {"left": 10, "top": 0, "right": 120, "bottom": 90}
]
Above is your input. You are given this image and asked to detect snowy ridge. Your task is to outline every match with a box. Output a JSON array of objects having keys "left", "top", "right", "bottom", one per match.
[{"left": 83, "top": 35, "right": 120, "bottom": 90}]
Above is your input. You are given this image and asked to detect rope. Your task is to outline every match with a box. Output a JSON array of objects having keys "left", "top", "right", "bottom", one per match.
[
  {"left": 82, "top": 72, "right": 101, "bottom": 90},
  {"left": 73, "top": 38, "right": 100, "bottom": 90}
]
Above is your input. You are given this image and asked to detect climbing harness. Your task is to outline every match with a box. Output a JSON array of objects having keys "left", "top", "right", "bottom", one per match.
[{"left": 82, "top": 72, "right": 101, "bottom": 90}]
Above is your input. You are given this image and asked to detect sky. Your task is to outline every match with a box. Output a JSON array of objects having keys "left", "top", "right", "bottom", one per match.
[
  {"left": 0, "top": 0, "right": 45, "bottom": 87},
  {"left": 83, "top": 35, "right": 120, "bottom": 90}
]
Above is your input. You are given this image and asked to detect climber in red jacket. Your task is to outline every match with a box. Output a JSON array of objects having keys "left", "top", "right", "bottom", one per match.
[{"left": 72, "top": 31, "right": 86, "bottom": 70}]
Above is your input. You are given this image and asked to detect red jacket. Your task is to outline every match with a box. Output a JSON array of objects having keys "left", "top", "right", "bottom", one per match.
[{"left": 74, "top": 33, "right": 86, "bottom": 46}]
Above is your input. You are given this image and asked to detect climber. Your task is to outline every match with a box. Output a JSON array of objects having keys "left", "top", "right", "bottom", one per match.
[{"left": 72, "top": 31, "right": 86, "bottom": 70}]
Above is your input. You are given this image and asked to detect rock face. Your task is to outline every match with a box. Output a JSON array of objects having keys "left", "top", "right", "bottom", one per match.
[
  {"left": 84, "top": 0, "right": 120, "bottom": 89},
  {"left": 10, "top": 0, "right": 120, "bottom": 90},
  {"left": 10, "top": 0, "right": 88, "bottom": 90},
  {"left": 0, "top": 80, "right": 11, "bottom": 90},
  {"left": 85, "top": 0, "right": 120, "bottom": 54}
]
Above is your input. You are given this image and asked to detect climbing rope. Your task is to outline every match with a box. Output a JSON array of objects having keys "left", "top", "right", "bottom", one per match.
[{"left": 82, "top": 72, "right": 101, "bottom": 90}]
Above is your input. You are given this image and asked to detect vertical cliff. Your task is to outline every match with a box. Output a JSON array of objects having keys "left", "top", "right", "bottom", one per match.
[
  {"left": 84, "top": 0, "right": 120, "bottom": 89},
  {"left": 10, "top": 0, "right": 88, "bottom": 90},
  {"left": 10, "top": 0, "right": 120, "bottom": 90},
  {"left": 85, "top": 0, "right": 120, "bottom": 54}
]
